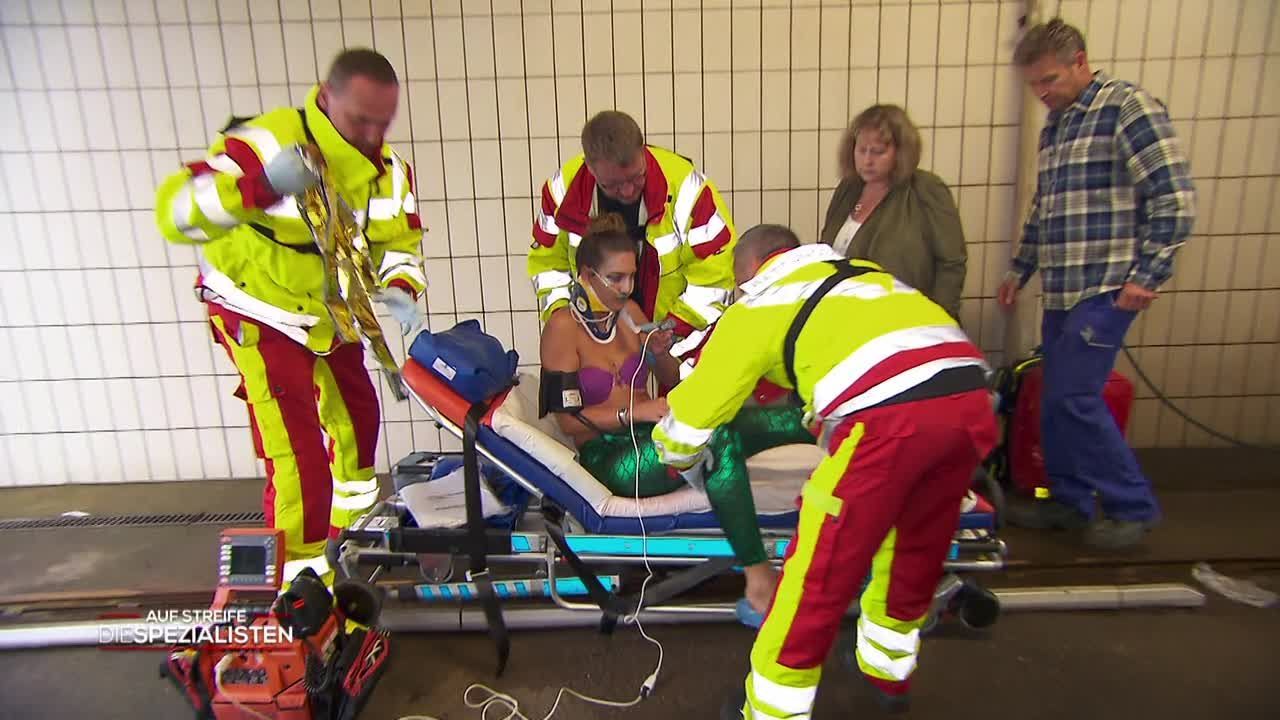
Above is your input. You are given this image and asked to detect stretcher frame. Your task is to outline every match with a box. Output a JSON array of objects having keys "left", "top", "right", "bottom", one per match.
[{"left": 335, "top": 365, "right": 1009, "bottom": 632}]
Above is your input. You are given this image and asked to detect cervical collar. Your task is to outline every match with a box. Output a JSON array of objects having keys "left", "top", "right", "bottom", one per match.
[{"left": 569, "top": 280, "right": 619, "bottom": 343}]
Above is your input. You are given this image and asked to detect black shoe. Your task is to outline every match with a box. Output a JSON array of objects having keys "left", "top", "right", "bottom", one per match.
[
  {"left": 840, "top": 645, "right": 911, "bottom": 714},
  {"left": 1083, "top": 518, "right": 1156, "bottom": 550},
  {"left": 1004, "top": 498, "right": 1090, "bottom": 530},
  {"left": 720, "top": 686, "right": 747, "bottom": 720}
]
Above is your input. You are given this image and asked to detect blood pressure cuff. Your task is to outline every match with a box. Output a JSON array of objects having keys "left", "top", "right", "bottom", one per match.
[{"left": 539, "top": 370, "right": 585, "bottom": 418}]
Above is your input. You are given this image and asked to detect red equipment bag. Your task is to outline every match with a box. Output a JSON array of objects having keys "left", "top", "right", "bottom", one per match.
[{"left": 1008, "top": 363, "right": 1135, "bottom": 498}]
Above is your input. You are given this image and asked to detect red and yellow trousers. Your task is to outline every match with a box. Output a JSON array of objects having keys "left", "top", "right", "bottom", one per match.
[
  {"left": 207, "top": 304, "right": 381, "bottom": 583},
  {"left": 742, "top": 389, "right": 998, "bottom": 719}
]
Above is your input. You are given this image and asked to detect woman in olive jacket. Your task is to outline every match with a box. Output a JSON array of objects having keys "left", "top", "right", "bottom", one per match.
[{"left": 819, "top": 104, "right": 967, "bottom": 318}]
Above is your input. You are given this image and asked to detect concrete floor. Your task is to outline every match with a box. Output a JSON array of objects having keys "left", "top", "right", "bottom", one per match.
[
  {"left": 0, "top": 447, "right": 1278, "bottom": 718},
  {"left": 2, "top": 570, "right": 1278, "bottom": 719}
]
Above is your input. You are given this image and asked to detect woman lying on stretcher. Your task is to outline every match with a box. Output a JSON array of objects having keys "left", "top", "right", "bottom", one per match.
[{"left": 538, "top": 213, "right": 813, "bottom": 617}]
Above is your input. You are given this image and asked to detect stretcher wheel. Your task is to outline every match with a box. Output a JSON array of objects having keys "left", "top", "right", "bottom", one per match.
[
  {"left": 417, "top": 553, "right": 454, "bottom": 583},
  {"left": 956, "top": 581, "right": 1000, "bottom": 630},
  {"left": 920, "top": 610, "right": 941, "bottom": 635}
]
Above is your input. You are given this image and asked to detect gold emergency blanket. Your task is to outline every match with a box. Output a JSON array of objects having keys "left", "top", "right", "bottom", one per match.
[{"left": 297, "top": 157, "right": 407, "bottom": 401}]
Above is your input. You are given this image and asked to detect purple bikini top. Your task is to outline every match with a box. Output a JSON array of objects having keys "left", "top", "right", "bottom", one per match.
[{"left": 579, "top": 353, "right": 648, "bottom": 406}]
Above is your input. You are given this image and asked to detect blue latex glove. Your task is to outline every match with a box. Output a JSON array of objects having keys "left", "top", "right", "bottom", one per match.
[
  {"left": 374, "top": 287, "right": 424, "bottom": 337},
  {"left": 262, "top": 145, "right": 320, "bottom": 196}
]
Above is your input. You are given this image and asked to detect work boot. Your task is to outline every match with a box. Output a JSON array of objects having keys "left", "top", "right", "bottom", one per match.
[
  {"left": 1083, "top": 518, "right": 1155, "bottom": 550},
  {"left": 840, "top": 646, "right": 911, "bottom": 715},
  {"left": 1004, "top": 498, "right": 1090, "bottom": 531}
]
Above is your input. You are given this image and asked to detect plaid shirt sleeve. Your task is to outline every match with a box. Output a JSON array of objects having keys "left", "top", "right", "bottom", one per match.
[
  {"left": 1116, "top": 92, "right": 1197, "bottom": 290},
  {"left": 1011, "top": 186, "right": 1041, "bottom": 287}
]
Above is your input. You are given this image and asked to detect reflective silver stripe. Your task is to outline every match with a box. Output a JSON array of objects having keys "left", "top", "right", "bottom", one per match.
[
  {"left": 739, "top": 244, "right": 846, "bottom": 296},
  {"left": 677, "top": 284, "right": 729, "bottom": 323},
  {"left": 380, "top": 251, "right": 418, "bottom": 278},
  {"left": 380, "top": 251, "right": 425, "bottom": 287},
  {"left": 333, "top": 477, "right": 380, "bottom": 495},
  {"left": 549, "top": 170, "right": 567, "bottom": 204},
  {"left": 653, "top": 414, "right": 713, "bottom": 463},
  {"left": 384, "top": 265, "right": 427, "bottom": 288},
  {"left": 536, "top": 210, "right": 560, "bottom": 235},
  {"left": 171, "top": 185, "right": 209, "bottom": 241},
  {"left": 192, "top": 174, "right": 238, "bottom": 228},
  {"left": 855, "top": 631, "right": 917, "bottom": 680},
  {"left": 282, "top": 555, "right": 331, "bottom": 582},
  {"left": 749, "top": 671, "right": 816, "bottom": 718},
  {"left": 859, "top": 615, "right": 920, "bottom": 655},
  {"left": 206, "top": 153, "right": 243, "bottom": 177},
  {"left": 671, "top": 170, "right": 706, "bottom": 239},
  {"left": 332, "top": 487, "right": 380, "bottom": 510},
  {"left": 198, "top": 253, "right": 322, "bottom": 331},
  {"left": 540, "top": 286, "right": 572, "bottom": 312},
  {"left": 687, "top": 212, "right": 727, "bottom": 248},
  {"left": 741, "top": 275, "right": 918, "bottom": 310},
  {"left": 678, "top": 359, "right": 696, "bottom": 381},
  {"left": 669, "top": 327, "right": 708, "bottom": 358},
  {"left": 403, "top": 191, "right": 417, "bottom": 214},
  {"left": 533, "top": 269, "right": 573, "bottom": 293},
  {"left": 568, "top": 232, "right": 583, "bottom": 248},
  {"left": 264, "top": 196, "right": 302, "bottom": 219},
  {"left": 652, "top": 232, "right": 679, "bottom": 255},
  {"left": 390, "top": 153, "right": 404, "bottom": 198},
  {"left": 226, "top": 125, "right": 282, "bottom": 163},
  {"left": 812, "top": 325, "right": 977, "bottom": 413},
  {"left": 368, "top": 197, "right": 401, "bottom": 220}
]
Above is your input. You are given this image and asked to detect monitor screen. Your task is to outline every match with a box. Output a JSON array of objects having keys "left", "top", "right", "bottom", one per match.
[{"left": 229, "top": 545, "right": 268, "bottom": 575}]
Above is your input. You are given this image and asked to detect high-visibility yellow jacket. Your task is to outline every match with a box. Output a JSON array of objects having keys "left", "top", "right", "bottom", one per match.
[
  {"left": 526, "top": 146, "right": 736, "bottom": 351},
  {"left": 653, "top": 244, "right": 988, "bottom": 468},
  {"left": 154, "top": 85, "right": 427, "bottom": 354}
]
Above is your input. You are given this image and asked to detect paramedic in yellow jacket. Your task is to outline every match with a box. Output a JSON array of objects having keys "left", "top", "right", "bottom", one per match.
[
  {"left": 154, "top": 49, "right": 427, "bottom": 584},
  {"left": 652, "top": 225, "right": 999, "bottom": 717},
  {"left": 527, "top": 110, "right": 736, "bottom": 366}
]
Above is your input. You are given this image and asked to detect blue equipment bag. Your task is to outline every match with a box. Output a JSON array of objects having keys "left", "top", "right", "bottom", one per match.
[{"left": 408, "top": 320, "right": 519, "bottom": 403}]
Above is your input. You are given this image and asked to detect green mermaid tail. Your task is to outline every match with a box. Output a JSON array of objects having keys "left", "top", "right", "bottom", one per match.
[{"left": 577, "top": 405, "right": 811, "bottom": 566}]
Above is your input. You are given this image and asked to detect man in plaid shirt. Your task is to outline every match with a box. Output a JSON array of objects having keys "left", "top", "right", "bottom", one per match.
[{"left": 998, "top": 19, "right": 1196, "bottom": 549}]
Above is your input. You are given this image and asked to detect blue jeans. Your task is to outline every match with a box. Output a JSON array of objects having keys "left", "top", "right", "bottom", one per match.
[{"left": 1040, "top": 291, "right": 1160, "bottom": 523}]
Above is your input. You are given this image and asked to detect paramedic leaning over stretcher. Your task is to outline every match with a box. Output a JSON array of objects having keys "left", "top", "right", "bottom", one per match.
[
  {"left": 527, "top": 110, "right": 737, "bottom": 373},
  {"left": 153, "top": 49, "right": 428, "bottom": 586},
  {"left": 652, "top": 225, "right": 999, "bottom": 718}
]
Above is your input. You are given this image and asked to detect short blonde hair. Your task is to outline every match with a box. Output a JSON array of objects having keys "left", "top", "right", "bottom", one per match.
[{"left": 837, "top": 104, "right": 921, "bottom": 185}]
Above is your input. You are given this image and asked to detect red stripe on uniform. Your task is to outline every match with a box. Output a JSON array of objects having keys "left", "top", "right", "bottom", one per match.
[
  {"left": 690, "top": 185, "right": 718, "bottom": 224},
  {"left": 692, "top": 224, "right": 731, "bottom": 258},
  {"left": 186, "top": 161, "right": 214, "bottom": 176},
  {"left": 223, "top": 138, "right": 280, "bottom": 209},
  {"left": 819, "top": 341, "right": 984, "bottom": 417}
]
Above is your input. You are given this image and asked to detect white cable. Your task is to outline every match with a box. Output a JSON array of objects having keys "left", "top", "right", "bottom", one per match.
[
  {"left": 401, "top": 330, "right": 666, "bottom": 720},
  {"left": 214, "top": 654, "right": 274, "bottom": 720}
]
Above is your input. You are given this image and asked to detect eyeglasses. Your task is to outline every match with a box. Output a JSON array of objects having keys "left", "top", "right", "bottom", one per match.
[{"left": 595, "top": 168, "right": 646, "bottom": 195}]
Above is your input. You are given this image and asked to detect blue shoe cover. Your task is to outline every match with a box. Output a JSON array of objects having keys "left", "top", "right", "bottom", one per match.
[{"left": 735, "top": 597, "right": 765, "bottom": 629}]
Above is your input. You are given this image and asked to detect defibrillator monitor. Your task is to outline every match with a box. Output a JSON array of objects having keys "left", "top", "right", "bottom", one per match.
[{"left": 218, "top": 528, "right": 285, "bottom": 591}]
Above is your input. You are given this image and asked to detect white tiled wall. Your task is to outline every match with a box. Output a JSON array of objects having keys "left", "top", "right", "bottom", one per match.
[{"left": 0, "top": 0, "right": 1276, "bottom": 487}]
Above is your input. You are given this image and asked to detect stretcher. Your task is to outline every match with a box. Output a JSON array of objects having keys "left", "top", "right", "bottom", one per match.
[{"left": 335, "top": 353, "right": 1008, "bottom": 663}]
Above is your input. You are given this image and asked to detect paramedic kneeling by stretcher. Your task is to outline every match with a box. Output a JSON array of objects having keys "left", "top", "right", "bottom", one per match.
[
  {"left": 538, "top": 213, "right": 814, "bottom": 618},
  {"left": 651, "top": 224, "right": 999, "bottom": 718}
]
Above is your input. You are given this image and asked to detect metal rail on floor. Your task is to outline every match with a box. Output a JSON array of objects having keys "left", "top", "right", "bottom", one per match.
[
  {"left": 0, "top": 511, "right": 265, "bottom": 531},
  {"left": 0, "top": 582, "right": 1206, "bottom": 650}
]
